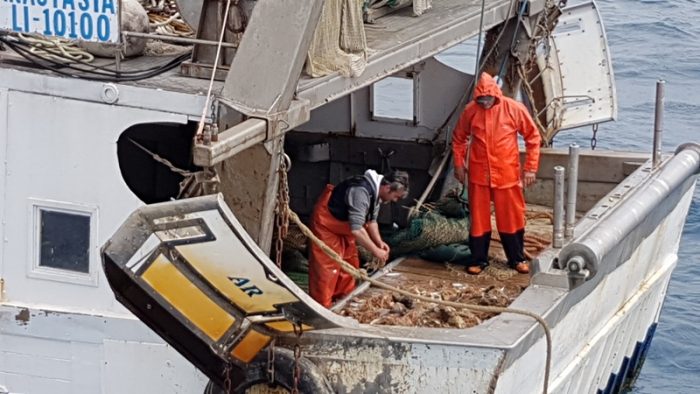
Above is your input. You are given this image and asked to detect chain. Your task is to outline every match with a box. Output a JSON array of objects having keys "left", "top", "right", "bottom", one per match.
[
  {"left": 266, "top": 338, "right": 276, "bottom": 387},
  {"left": 291, "top": 322, "right": 304, "bottom": 394},
  {"left": 223, "top": 360, "right": 232, "bottom": 393},
  {"left": 274, "top": 152, "right": 291, "bottom": 268},
  {"left": 591, "top": 123, "right": 599, "bottom": 150}
]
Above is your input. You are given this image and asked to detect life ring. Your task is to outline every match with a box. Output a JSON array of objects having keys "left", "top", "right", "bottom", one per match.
[{"left": 204, "top": 348, "right": 333, "bottom": 394}]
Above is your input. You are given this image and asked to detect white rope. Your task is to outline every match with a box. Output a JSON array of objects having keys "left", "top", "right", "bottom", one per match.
[
  {"left": 195, "top": 0, "right": 234, "bottom": 138},
  {"left": 16, "top": 33, "right": 94, "bottom": 63}
]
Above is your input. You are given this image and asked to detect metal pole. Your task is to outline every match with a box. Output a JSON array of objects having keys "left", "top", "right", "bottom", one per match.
[
  {"left": 115, "top": 0, "right": 122, "bottom": 72},
  {"left": 565, "top": 143, "right": 580, "bottom": 239},
  {"left": 122, "top": 31, "right": 239, "bottom": 49},
  {"left": 553, "top": 166, "right": 565, "bottom": 248},
  {"left": 409, "top": 152, "right": 450, "bottom": 218},
  {"left": 652, "top": 80, "right": 665, "bottom": 168}
]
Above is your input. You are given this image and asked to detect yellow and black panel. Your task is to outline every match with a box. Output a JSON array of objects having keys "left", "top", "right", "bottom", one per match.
[
  {"left": 102, "top": 194, "right": 350, "bottom": 389},
  {"left": 140, "top": 253, "right": 235, "bottom": 341},
  {"left": 172, "top": 210, "right": 299, "bottom": 315},
  {"left": 265, "top": 321, "right": 313, "bottom": 333},
  {"left": 230, "top": 329, "right": 272, "bottom": 363}
]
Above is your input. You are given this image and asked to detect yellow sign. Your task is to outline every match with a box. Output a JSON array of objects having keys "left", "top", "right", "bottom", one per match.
[
  {"left": 141, "top": 254, "right": 236, "bottom": 341},
  {"left": 174, "top": 210, "right": 299, "bottom": 314}
]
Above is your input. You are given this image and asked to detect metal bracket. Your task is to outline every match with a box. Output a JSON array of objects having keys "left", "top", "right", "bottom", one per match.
[
  {"left": 192, "top": 98, "right": 310, "bottom": 167},
  {"left": 557, "top": 243, "right": 598, "bottom": 290}
]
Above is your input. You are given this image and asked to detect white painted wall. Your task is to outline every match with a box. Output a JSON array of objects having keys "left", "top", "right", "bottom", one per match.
[
  {"left": 0, "top": 305, "right": 208, "bottom": 394},
  {"left": 2, "top": 90, "right": 188, "bottom": 314},
  {"left": 0, "top": 88, "right": 8, "bottom": 294}
]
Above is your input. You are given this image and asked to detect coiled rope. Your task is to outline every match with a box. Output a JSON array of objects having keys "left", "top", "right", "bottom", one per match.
[
  {"left": 15, "top": 33, "right": 94, "bottom": 63},
  {"left": 287, "top": 209, "right": 552, "bottom": 394}
]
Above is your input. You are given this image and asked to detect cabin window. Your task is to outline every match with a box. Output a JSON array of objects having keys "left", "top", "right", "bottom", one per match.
[
  {"left": 29, "top": 199, "right": 98, "bottom": 286},
  {"left": 370, "top": 73, "right": 420, "bottom": 125}
]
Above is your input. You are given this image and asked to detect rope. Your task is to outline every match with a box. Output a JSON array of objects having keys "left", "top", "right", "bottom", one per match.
[
  {"left": 16, "top": 33, "right": 94, "bottom": 63},
  {"left": 517, "top": 64, "right": 550, "bottom": 142},
  {"left": 497, "top": 0, "right": 529, "bottom": 80},
  {"left": 474, "top": 0, "right": 486, "bottom": 79},
  {"left": 287, "top": 209, "right": 552, "bottom": 394},
  {"left": 127, "top": 138, "right": 193, "bottom": 177},
  {"left": 195, "top": 0, "right": 234, "bottom": 139},
  {"left": 150, "top": 13, "right": 195, "bottom": 37},
  {"left": 140, "top": 0, "right": 195, "bottom": 37}
]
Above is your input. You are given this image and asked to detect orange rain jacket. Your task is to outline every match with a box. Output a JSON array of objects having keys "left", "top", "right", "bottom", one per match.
[{"left": 452, "top": 73, "right": 541, "bottom": 188}]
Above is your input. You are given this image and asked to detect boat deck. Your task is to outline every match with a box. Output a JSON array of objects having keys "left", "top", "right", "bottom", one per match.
[
  {"left": 336, "top": 205, "right": 554, "bottom": 329},
  {"left": 338, "top": 258, "right": 530, "bottom": 328}
]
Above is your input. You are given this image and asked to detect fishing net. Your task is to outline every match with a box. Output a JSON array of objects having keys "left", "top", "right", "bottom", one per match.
[
  {"left": 363, "top": 0, "right": 433, "bottom": 18},
  {"left": 285, "top": 271, "right": 309, "bottom": 294},
  {"left": 384, "top": 189, "right": 470, "bottom": 259},
  {"left": 280, "top": 249, "right": 309, "bottom": 292},
  {"left": 283, "top": 222, "right": 308, "bottom": 252},
  {"left": 417, "top": 243, "right": 471, "bottom": 263},
  {"left": 384, "top": 212, "right": 469, "bottom": 256},
  {"left": 306, "top": 0, "right": 368, "bottom": 78},
  {"left": 275, "top": 223, "right": 309, "bottom": 292}
]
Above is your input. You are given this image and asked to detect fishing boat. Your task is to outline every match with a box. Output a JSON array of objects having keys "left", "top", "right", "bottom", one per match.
[{"left": 0, "top": 0, "right": 698, "bottom": 393}]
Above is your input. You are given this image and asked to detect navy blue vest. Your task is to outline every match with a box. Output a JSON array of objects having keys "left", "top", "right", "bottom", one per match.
[{"left": 328, "top": 175, "right": 377, "bottom": 223}]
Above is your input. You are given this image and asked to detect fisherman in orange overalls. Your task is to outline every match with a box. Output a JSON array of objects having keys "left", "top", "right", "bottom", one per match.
[
  {"left": 452, "top": 72, "right": 541, "bottom": 275},
  {"left": 308, "top": 170, "right": 409, "bottom": 307}
]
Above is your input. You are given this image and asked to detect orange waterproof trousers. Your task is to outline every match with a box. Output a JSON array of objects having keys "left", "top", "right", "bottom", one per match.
[
  {"left": 469, "top": 182, "right": 526, "bottom": 266},
  {"left": 308, "top": 185, "right": 361, "bottom": 307}
]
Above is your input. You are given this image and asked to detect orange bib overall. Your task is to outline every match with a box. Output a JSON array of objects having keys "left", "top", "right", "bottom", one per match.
[{"left": 308, "top": 185, "right": 361, "bottom": 307}]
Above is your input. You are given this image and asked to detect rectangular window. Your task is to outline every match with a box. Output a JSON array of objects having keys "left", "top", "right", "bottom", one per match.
[
  {"left": 39, "top": 210, "right": 90, "bottom": 273},
  {"left": 28, "top": 199, "right": 98, "bottom": 286},
  {"left": 370, "top": 73, "right": 420, "bottom": 125}
]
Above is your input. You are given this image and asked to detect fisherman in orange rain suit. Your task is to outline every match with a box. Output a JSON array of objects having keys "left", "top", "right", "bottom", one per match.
[
  {"left": 452, "top": 72, "right": 541, "bottom": 275},
  {"left": 308, "top": 170, "right": 409, "bottom": 307}
]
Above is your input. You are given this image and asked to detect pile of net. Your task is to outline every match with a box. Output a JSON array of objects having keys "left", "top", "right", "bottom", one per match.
[
  {"left": 383, "top": 188, "right": 472, "bottom": 264},
  {"left": 306, "top": 0, "right": 368, "bottom": 78}
]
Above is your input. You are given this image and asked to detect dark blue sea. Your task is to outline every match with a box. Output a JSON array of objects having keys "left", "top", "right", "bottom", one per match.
[
  {"left": 430, "top": 0, "right": 700, "bottom": 392},
  {"left": 594, "top": 1, "right": 700, "bottom": 392}
]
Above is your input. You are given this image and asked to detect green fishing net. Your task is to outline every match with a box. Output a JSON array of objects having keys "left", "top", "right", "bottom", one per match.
[{"left": 384, "top": 189, "right": 471, "bottom": 262}]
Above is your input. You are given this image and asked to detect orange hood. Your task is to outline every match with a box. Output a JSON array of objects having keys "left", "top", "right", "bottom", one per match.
[{"left": 473, "top": 72, "right": 503, "bottom": 104}]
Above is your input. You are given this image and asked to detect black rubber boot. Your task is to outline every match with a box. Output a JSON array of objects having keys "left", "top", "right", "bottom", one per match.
[
  {"left": 500, "top": 229, "right": 526, "bottom": 268},
  {"left": 469, "top": 231, "right": 491, "bottom": 268}
]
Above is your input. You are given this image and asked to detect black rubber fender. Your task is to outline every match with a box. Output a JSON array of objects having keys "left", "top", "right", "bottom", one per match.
[{"left": 204, "top": 348, "right": 334, "bottom": 394}]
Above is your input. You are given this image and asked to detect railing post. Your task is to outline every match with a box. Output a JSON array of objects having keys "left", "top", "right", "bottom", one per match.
[
  {"left": 565, "top": 143, "right": 580, "bottom": 239},
  {"left": 653, "top": 80, "right": 665, "bottom": 168},
  {"left": 553, "top": 166, "right": 565, "bottom": 248}
]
